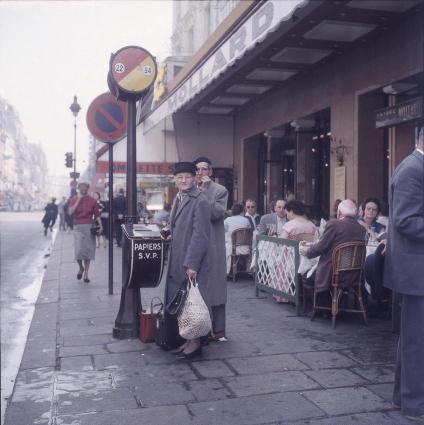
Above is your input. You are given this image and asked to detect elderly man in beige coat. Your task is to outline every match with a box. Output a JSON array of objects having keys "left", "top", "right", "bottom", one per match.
[{"left": 194, "top": 156, "right": 229, "bottom": 341}]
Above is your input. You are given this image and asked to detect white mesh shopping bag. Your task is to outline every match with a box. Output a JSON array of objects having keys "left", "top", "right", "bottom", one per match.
[{"left": 177, "top": 277, "right": 211, "bottom": 339}]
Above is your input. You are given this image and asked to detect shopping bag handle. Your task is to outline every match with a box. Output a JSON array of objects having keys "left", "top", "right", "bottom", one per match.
[
  {"left": 150, "top": 297, "right": 163, "bottom": 314},
  {"left": 187, "top": 276, "right": 198, "bottom": 288}
]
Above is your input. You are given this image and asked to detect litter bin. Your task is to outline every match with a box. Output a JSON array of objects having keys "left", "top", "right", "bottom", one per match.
[
  {"left": 122, "top": 223, "right": 165, "bottom": 288},
  {"left": 113, "top": 223, "right": 166, "bottom": 339}
]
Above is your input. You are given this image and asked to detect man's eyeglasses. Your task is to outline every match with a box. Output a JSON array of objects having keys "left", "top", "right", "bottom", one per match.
[
  {"left": 175, "top": 174, "right": 194, "bottom": 181},
  {"left": 246, "top": 206, "right": 256, "bottom": 209}
]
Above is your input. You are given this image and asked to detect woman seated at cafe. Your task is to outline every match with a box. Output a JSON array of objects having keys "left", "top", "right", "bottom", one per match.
[
  {"left": 281, "top": 200, "right": 318, "bottom": 242},
  {"left": 358, "top": 197, "right": 386, "bottom": 240}
]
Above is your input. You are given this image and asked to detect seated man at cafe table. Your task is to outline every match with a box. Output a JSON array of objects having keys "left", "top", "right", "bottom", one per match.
[
  {"left": 257, "top": 199, "right": 287, "bottom": 236},
  {"left": 244, "top": 199, "right": 261, "bottom": 230},
  {"left": 299, "top": 199, "right": 366, "bottom": 293}
]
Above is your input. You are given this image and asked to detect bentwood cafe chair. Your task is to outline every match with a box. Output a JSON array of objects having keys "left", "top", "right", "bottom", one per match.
[
  {"left": 230, "top": 228, "right": 254, "bottom": 282},
  {"left": 311, "top": 241, "right": 368, "bottom": 329}
]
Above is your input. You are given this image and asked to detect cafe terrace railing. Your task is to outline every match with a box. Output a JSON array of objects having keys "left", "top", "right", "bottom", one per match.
[{"left": 255, "top": 235, "right": 301, "bottom": 315}]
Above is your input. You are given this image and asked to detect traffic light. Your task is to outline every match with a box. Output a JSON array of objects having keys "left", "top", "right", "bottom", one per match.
[{"left": 65, "top": 152, "right": 73, "bottom": 168}]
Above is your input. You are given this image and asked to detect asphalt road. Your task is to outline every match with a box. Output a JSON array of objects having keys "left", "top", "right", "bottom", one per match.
[{"left": 0, "top": 211, "right": 54, "bottom": 424}]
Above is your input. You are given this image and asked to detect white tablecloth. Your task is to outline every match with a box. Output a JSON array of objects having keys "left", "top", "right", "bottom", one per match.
[{"left": 298, "top": 255, "right": 319, "bottom": 278}]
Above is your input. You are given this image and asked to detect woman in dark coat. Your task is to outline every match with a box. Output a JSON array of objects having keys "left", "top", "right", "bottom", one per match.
[
  {"left": 42, "top": 198, "right": 58, "bottom": 236},
  {"left": 165, "top": 162, "right": 211, "bottom": 359}
]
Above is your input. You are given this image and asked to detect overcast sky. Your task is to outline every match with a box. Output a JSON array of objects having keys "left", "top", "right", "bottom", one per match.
[{"left": 0, "top": 0, "right": 173, "bottom": 177}]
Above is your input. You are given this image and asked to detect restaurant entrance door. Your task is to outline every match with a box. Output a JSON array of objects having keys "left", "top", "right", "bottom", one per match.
[{"left": 255, "top": 115, "right": 330, "bottom": 220}]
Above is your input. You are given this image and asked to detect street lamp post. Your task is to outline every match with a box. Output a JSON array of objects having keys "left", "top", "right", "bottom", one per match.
[{"left": 69, "top": 96, "right": 81, "bottom": 195}]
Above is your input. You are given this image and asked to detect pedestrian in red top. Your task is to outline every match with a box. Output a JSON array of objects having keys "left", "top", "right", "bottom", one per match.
[{"left": 68, "top": 182, "right": 102, "bottom": 283}]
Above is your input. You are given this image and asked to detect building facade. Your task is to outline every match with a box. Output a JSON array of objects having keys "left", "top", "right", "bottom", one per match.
[
  {"left": 0, "top": 97, "right": 49, "bottom": 210},
  {"left": 139, "top": 0, "right": 423, "bottom": 217}
]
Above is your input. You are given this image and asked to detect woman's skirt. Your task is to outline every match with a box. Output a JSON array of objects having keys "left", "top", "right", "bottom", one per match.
[{"left": 73, "top": 224, "right": 96, "bottom": 261}]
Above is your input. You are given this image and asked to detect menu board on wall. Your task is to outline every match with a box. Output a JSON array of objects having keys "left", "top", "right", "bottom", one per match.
[{"left": 334, "top": 166, "right": 346, "bottom": 200}]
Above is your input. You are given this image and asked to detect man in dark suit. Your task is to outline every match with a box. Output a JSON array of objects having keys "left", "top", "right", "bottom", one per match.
[
  {"left": 113, "top": 188, "right": 127, "bottom": 247},
  {"left": 383, "top": 127, "right": 424, "bottom": 422},
  {"left": 300, "top": 199, "right": 366, "bottom": 293},
  {"left": 257, "top": 199, "right": 287, "bottom": 236}
]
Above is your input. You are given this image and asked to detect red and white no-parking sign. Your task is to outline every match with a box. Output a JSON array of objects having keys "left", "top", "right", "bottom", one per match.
[{"left": 86, "top": 93, "right": 127, "bottom": 143}]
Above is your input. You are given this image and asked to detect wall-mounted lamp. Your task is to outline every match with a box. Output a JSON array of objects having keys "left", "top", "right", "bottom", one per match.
[{"left": 330, "top": 137, "right": 348, "bottom": 166}]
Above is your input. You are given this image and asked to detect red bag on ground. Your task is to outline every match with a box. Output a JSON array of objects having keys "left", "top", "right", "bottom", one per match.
[{"left": 139, "top": 298, "right": 162, "bottom": 343}]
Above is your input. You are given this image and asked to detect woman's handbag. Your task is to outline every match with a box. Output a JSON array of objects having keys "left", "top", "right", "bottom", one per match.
[
  {"left": 155, "top": 307, "right": 185, "bottom": 350},
  {"left": 90, "top": 221, "right": 101, "bottom": 235},
  {"left": 139, "top": 297, "right": 162, "bottom": 343},
  {"left": 177, "top": 277, "right": 212, "bottom": 339},
  {"left": 166, "top": 279, "right": 188, "bottom": 316}
]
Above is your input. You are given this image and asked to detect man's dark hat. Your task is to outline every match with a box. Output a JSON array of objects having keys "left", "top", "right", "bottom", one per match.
[
  {"left": 193, "top": 156, "right": 212, "bottom": 166},
  {"left": 173, "top": 161, "right": 197, "bottom": 175}
]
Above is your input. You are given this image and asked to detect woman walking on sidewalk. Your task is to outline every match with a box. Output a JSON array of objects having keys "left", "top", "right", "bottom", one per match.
[{"left": 68, "top": 182, "right": 102, "bottom": 283}]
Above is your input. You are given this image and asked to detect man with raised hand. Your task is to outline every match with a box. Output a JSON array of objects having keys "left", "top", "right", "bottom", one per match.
[{"left": 194, "top": 156, "right": 229, "bottom": 342}]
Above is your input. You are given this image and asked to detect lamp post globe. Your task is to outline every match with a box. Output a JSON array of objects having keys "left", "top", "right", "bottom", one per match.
[
  {"left": 69, "top": 96, "right": 81, "bottom": 195},
  {"left": 70, "top": 95, "right": 81, "bottom": 117}
]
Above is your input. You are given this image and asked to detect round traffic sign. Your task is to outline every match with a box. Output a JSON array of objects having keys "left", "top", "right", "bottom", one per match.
[
  {"left": 86, "top": 93, "right": 127, "bottom": 143},
  {"left": 110, "top": 46, "right": 157, "bottom": 95}
]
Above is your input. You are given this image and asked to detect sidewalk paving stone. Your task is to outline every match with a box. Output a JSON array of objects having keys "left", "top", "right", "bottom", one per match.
[
  {"left": 293, "top": 411, "right": 414, "bottom": 425},
  {"left": 112, "top": 363, "right": 198, "bottom": 386},
  {"left": 4, "top": 232, "right": 403, "bottom": 425},
  {"left": 93, "top": 351, "right": 147, "bottom": 370},
  {"left": 60, "top": 356, "right": 94, "bottom": 371},
  {"left": 57, "top": 387, "right": 138, "bottom": 415},
  {"left": 59, "top": 344, "right": 109, "bottom": 357},
  {"left": 56, "top": 405, "right": 193, "bottom": 425},
  {"left": 63, "top": 333, "right": 116, "bottom": 346},
  {"left": 302, "top": 386, "right": 391, "bottom": 416},
  {"left": 293, "top": 351, "right": 357, "bottom": 369},
  {"left": 226, "top": 353, "right": 309, "bottom": 375},
  {"left": 191, "top": 359, "right": 236, "bottom": 378},
  {"left": 133, "top": 382, "right": 196, "bottom": 407},
  {"left": 350, "top": 364, "right": 396, "bottom": 383},
  {"left": 186, "top": 379, "right": 232, "bottom": 402},
  {"left": 304, "top": 368, "right": 368, "bottom": 388},
  {"left": 223, "top": 370, "right": 320, "bottom": 397},
  {"left": 187, "top": 392, "right": 325, "bottom": 424},
  {"left": 366, "top": 383, "right": 395, "bottom": 403}
]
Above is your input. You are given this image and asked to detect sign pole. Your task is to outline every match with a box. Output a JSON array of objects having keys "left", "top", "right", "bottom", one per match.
[
  {"left": 126, "top": 99, "right": 138, "bottom": 222},
  {"left": 108, "top": 144, "right": 114, "bottom": 295},
  {"left": 113, "top": 98, "right": 141, "bottom": 339},
  {"left": 86, "top": 92, "right": 127, "bottom": 299},
  {"left": 107, "top": 45, "right": 157, "bottom": 339}
]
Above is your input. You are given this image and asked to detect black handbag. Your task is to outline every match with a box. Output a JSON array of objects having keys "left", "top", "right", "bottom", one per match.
[
  {"left": 90, "top": 221, "right": 101, "bottom": 235},
  {"left": 166, "top": 279, "right": 188, "bottom": 316},
  {"left": 155, "top": 306, "right": 185, "bottom": 350}
]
